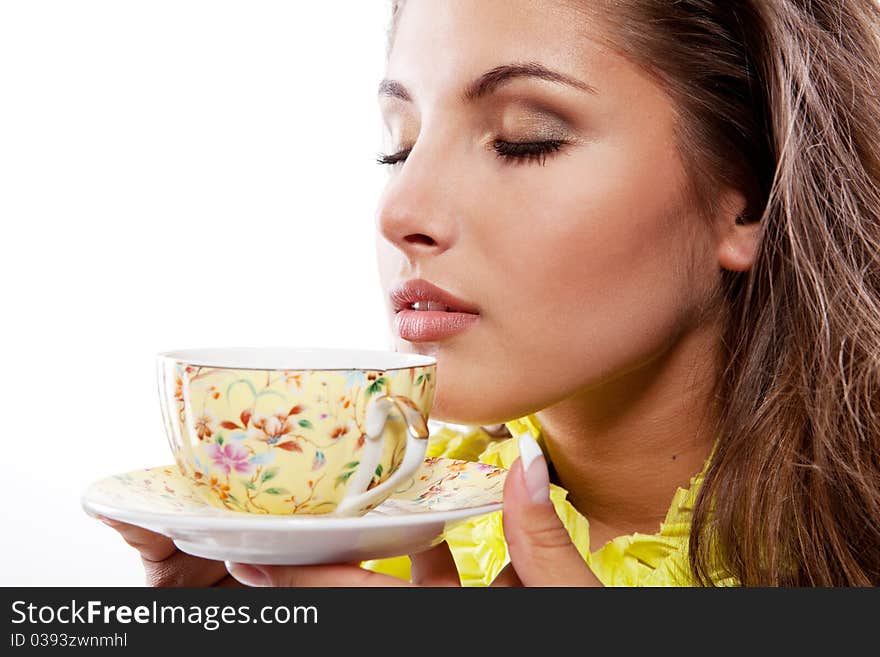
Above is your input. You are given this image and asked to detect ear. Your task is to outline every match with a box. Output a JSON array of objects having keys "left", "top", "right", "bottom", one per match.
[{"left": 714, "top": 190, "right": 762, "bottom": 272}]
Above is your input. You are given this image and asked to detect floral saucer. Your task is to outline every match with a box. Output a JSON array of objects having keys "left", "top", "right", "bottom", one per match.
[{"left": 81, "top": 457, "right": 506, "bottom": 565}]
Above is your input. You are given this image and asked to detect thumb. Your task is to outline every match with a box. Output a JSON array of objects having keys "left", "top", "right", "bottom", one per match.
[{"left": 501, "top": 432, "right": 602, "bottom": 587}]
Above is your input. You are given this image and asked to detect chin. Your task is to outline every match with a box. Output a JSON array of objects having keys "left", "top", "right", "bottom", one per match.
[
  {"left": 391, "top": 336, "right": 521, "bottom": 424},
  {"left": 428, "top": 380, "right": 522, "bottom": 427}
]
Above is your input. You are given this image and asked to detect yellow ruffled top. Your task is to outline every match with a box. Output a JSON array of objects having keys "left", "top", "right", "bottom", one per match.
[{"left": 363, "top": 414, "right": 738, "bottom": 587}]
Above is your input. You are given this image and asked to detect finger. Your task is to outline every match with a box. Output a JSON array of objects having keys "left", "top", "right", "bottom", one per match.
[
  {"left": 225, "top": 561, "right": 414, "bottom": 587},
  {"left": 490, "top": 563, "right": 523, "bottom": 587},
  {"left": 98, "top": 517, "right": 176, "bottom": 562},
  {"left": 214, "top": 574, "right": 245, "bottom": 587},
  {"left": 410, "top": 542, "right": 460, "bottom": 586},
  {"left": 146, "top": 550, "right": 233, "bottom": 587},
  {"left": 98, "top": 516, "right": 229, "bottom": 587},
  {"left": 502, "top": 432, "right": 603, "bottom": 587}
]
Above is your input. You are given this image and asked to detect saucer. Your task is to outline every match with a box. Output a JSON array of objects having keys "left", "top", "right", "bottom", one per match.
[{"left": 81, "top": 457, "right": 506, "bottom": 565}]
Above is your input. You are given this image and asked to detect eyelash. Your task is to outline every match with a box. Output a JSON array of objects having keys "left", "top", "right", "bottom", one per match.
[{"left": 376, "top": 139, "right": 567, "bottom": 167}]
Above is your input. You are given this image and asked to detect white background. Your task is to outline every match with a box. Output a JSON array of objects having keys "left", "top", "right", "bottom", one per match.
[{"left": 0, "top": 1, "right": 395, "bottom": 585}]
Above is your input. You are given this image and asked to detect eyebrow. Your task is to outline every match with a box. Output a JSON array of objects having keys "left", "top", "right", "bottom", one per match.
[{"left": 377, "top": 62, "right": 597, "bottom": 103}]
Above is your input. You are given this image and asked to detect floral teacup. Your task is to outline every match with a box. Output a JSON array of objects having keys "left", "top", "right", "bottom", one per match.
[{"left": 157, "top": 348, "right": 435, "bottom": 516}]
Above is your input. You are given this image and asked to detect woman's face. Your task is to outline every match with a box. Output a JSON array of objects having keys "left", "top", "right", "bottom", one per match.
[{"left": 375, "top": 0, "right": 723, "bottom": 425}]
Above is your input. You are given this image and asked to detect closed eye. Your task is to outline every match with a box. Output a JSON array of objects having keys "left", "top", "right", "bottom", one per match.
[
  {"left": 492, "top": 139, "right": 567, "bottom": 166},
  {"left": 376, "top": 148, "right": 411, "bottom": 166},
  {"left": 377, "top": 139, "right": 568, "bottom": 167}
]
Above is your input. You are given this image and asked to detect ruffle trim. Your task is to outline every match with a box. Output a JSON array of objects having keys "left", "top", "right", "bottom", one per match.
[
  {"left": 364, "top": 415, "right": 734, "bottom": 587},
  {"left": 472, "top": 416, "right": 711, "bottom": 586}
]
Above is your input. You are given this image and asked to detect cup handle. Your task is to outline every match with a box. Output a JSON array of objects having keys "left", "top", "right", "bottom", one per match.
[{"left": 334, "top": 393, "right": 429, "bottom": 516}]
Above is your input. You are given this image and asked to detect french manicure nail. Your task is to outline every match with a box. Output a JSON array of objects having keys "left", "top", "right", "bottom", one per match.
[
  {"left": 225, "top": 561, "right": 268, "bottom": 587},
  {"left": 518, "top": 432, "right": 551, "bottom": 504}
]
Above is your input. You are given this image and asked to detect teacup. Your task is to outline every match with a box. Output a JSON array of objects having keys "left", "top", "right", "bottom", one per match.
[{"left": 156, "top": 348, "right": 436, "bottom": 516}]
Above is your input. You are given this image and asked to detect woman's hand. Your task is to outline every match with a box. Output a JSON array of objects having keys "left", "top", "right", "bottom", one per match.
[
  {"left": 98, "top": 517, "right": 242, "bottom": 587},
  {"left": 226, "top": 433, "right": 603, "bottom": 587}
]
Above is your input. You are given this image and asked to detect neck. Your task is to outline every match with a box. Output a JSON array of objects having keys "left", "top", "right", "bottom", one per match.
[{"left": 535, "top": 318, "right": 722, "bottom": 550}]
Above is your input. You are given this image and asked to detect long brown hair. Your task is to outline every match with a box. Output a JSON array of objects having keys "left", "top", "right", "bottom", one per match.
[{"left": 388, "top": 0, "right": 880, "bottom": 586}]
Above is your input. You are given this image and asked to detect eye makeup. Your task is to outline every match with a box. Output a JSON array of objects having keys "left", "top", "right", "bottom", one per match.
[{"left": 376, "top": 96, "right": 583, "bottom": 167}]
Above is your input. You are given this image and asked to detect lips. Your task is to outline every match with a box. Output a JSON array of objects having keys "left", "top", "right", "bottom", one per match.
[{"left": 389, "top": 279, "right": 480, "bottom": 315}]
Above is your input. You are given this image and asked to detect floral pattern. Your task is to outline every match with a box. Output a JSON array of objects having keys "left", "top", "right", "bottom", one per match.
[
  {"left": 207, "top": 442, "right": 254, "bottom": 475},
  {"left": 193, "top": 413, "right": 214, "bottom": 441},
  {"left": 157, "top": 359, "right": 436, "bottom": 515},
  {"left": 83, "top": 457, "right": 506, "bottom": 518},
  {"left": 378, "top": 457, "right": 506, "bottom": 513}
]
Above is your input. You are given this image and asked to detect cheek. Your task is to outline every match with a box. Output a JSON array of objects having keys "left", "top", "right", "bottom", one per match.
[{"left": 449, "top": 141, "right": 710, "bottom": 420}]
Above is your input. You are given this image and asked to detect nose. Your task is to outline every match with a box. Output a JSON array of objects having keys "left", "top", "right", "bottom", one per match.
[{"left": 375, "top": 140, "right": 460, "bottom": 260}]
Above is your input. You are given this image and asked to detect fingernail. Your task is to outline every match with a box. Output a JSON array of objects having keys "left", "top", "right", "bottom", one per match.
[
  {"left": 518, "top": 432, "right": 551, "bottom": 504},
  {"left": 225, "top": 561, "right": 268, "bottom": 587}
]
